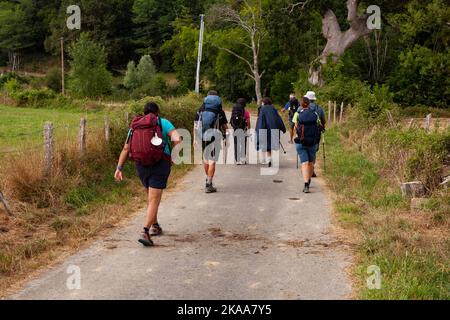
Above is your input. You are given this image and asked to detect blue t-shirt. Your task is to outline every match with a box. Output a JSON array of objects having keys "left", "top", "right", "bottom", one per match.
[{"left": 127, "top": 117, "right": 175, "bottom": 155}]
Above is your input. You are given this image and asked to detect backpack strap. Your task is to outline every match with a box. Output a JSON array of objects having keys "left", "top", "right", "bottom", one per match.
[{"left": 157, "top": 117, "right": 172, "bottom": 163}]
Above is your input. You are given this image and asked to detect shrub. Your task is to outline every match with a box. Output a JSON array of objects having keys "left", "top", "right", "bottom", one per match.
[
  {"left": 132, "top": 74, "right": 168, "bottom": 99},
  {"left": 45, "top": 67, "right": 62, "bottom": 92},
  {"left": 4, "top": 77, "right": 20, "bottom": 94},
  {"left": 11, "top": 88, "right": 56, "bottom": 107},
  {"left": 127, "top": 92, "right": 201, "bottom": 133}
]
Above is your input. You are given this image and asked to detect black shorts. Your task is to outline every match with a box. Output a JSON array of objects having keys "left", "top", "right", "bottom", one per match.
[{"left": 136, "top": 159, "right": 171, "bottom": 189}]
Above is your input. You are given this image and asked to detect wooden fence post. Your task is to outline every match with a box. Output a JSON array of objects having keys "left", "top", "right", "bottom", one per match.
[
  {"left": 328, "top": 101, "right": 332, "bottom": 124},
  {"left": 0, "top": 191, "right": 13, "bottom": 216},
  {"left": 425, "top": 114, "right": 432, "bottom": 132},
  {"left": 43, "top": 122, "right": 53, "bottom": 174},
  {"left": 104, "top": 115, "right": 110, "bottom": 143},
  {"left": 333, "top": 101, "right": 337, "bottom": 124},
  {"left": 339, "top": 102, "right": 344, "bottom": 123},
  {"left": 79, "top": 118, "right": 86, "bottom": 155},
  {"left": 387, "top": 111, "right": 396, "bottom": 128}
]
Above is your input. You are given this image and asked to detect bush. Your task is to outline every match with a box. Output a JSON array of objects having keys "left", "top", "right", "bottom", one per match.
[
  {"left": 4, "top": 77, "right": 20, "bottom": 94},
  {"left": 132, "top": 74, "right": 168, "bottom": 99},
  {"left": 0, "top": 72, "right": 22, "bottom": 89},
  {"left": 11, "top": 88, "right": 56, "bottom": 107},
  {"left": 45, "top": 67, "right": 62, "bottom": 92},
  {"left": 127, "top": 92, "right": 201, "bottom": 133}
]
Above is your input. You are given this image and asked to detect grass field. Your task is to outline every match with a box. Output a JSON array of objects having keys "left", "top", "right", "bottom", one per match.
[{"left": 0, "top": 105, "right": 117, "bottom": 152}]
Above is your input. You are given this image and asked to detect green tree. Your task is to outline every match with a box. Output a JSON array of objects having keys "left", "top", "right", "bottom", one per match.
[
  {"left": 161, "top": 16, "right": 199, "bottom": 91},
  {"left": 124, "top": 54, "right": 157, "bottom": 89},
  {"left": 45, "top": 0, "right": 135, "bottom": 65},
  {"left": 0, "top": 1, "right": 36, "bottom": 70},
  {"left": 123, "top": 61, "right": 140, "bottom": 89},
  {"left": 388, "top": 0, "right": 450, "bottom": 106},
  {"left": 68, "top": 33, "right": 112, "bottom": 98},
  {"left": 137, "top": 55, "right": 157, "bottom": 83}
]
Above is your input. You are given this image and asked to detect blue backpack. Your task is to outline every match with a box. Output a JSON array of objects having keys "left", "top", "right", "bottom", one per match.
[
  {"left": 296, "top": 108, "right": 320, "bottom": 147},
  {"left": 197, "top": 95, "right": 222, "bottom": 140}
]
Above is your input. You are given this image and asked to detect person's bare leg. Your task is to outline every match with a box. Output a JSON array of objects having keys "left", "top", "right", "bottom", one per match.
[
  {"left": 207, "top": 160, "right": 216, "bottom": 181},
  {"left": 289, "top": 127, "right": 294, "bottom": 144},
  {"left": 301, "top": 163, "right": 311, "bottom": 183},
  {"left": 144, "top": 188, "right": 163, "bottom": 229},
  {"left": 203, "top": 161, "right": 209, "bottom": 176}
]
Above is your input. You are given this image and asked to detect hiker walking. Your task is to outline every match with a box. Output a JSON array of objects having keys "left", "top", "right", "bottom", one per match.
[
  {"left": 115, "top": 102, "right": 181, "bottom": 247},
  {"left": 293, "top": 97, "right": 321, "bottom": 193},
  {"left": 281, "top": 94, "right": 299, "bottom": 144},
  {"left": 303, "top": 91, "right": 326, "bottom": 178},
  {"left": 256, "top": 97, "right": 287, "bottom": 167},
  {"left": 230, "top": 98, "right": 251, "bottom": 165},
  {"left": 194, "top": 91, "right": 228, "bottom": 193}
]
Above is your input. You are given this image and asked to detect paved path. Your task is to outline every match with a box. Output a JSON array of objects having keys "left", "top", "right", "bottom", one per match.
[{"left": 10, "top": 125, "right": 352, "bottom": 300}]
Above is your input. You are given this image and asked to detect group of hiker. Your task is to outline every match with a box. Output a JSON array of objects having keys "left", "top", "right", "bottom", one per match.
[{"left": 114, "top": 90, "right": 325, "bottom": 247}]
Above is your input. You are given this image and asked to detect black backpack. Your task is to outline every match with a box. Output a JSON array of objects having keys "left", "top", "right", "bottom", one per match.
[
  {"left": 230, "top": 105, "right": 247, "bottom": 130},
  {"left": 288, "top": 99, "right": 300, "bottom": 118},
  {"left": 296, "top": 108, "right": 320, "bottom": 147}
]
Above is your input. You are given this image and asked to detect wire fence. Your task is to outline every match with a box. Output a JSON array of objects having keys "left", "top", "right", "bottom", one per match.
[{"left": 0, "top": 113, "right": 129, "bottom": 156}]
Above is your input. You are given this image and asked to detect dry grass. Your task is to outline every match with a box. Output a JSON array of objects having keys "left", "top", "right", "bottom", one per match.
[{"left": 0, "top": 123, "right": 194, "bottom": 296}]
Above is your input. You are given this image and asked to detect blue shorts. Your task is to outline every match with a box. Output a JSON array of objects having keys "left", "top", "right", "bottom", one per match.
[
  {"left": 296, "top": 143, "right": 317, "bottom": 164},
  {"left": 136, "top": 159, "right": 171, "bottom": 189}
]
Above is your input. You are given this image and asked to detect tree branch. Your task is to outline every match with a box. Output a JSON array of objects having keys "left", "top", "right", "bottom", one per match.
[
  {"left": 214, "top": 45, "right": 254, "bottom": 72},
  {"left": 284, "top": 1, "right": 311, "bottom": 14}
]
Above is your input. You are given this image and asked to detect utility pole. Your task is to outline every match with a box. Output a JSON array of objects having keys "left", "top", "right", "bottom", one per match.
[
  {"left": 61, "top": 37, "right": 65, "bottom": 95},
  {"left": 195, "top": 14, "right": 205, "bottom": 94}
]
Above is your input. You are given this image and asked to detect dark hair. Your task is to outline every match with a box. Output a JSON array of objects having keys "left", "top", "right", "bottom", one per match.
[
  {"left": 301, "top": 97, "right": 310, "bottom": 106},
  {"left": 291, "top": 98, "right": 300, "bottom": 108},
  {"left": 262, "top": 97, "right": 272, "bottom": 105},
  {"left": 237, "top": 98, "right": 247, "bottom": 106},
  {"left": 207, "top": 90, "right": 218, "bottom": 96},
  {"left": 144, "top": 102, "right": 160, "bottom": 115}
]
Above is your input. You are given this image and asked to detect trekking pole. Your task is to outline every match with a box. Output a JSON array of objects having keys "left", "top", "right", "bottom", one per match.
[
  {"left": 322, "top": 135, "right": 326, "bottom": 173},
  {"left": 279, "top": 141, "right": 287, "bottom": 154}
]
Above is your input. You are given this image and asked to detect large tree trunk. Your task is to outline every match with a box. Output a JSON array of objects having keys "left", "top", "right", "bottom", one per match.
[
  {"left": 309, "top": 0, "right": 373, "bottom": 86},
  {"left": 254, "top": 71, "right": 263, "bottom": 105},
  {"left": 252, "top": 38, "right": 263, "bottom": 105}
]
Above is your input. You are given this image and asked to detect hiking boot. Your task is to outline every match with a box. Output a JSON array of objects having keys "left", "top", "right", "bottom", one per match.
[
  {"left": 150, "top": 223, "right": 163, "bottom": 236},
  {"left": 205, "top": 183, "right": 217, "bottom": 193},
  {"left": 303, "top": 185, "right": 310, "bottom": 194},
  {"left": 138, "top": 228, "right": 154, "bottom": 247}
]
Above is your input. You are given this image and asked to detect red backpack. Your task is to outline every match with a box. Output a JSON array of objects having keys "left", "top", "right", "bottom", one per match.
[{"left": 129, "top": 114, "right": 164, "bottom": 166}]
